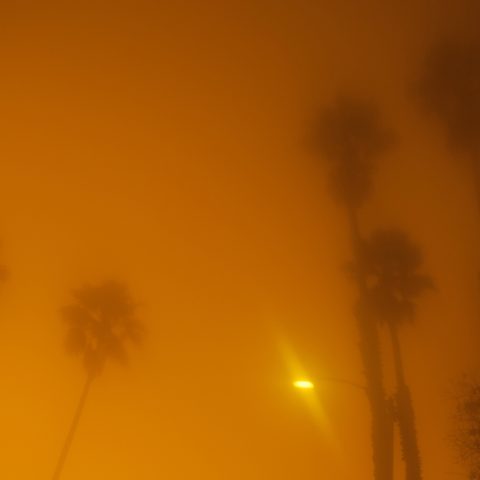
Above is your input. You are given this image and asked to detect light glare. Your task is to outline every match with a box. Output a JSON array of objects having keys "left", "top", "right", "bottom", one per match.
[{"left": 293, "top": 380, "right": 315, "bottom": 389}]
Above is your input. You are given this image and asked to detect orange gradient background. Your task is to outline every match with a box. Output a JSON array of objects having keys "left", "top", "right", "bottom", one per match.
[{"left": 0, "top": 1, "right": 479, "bottom": 478}]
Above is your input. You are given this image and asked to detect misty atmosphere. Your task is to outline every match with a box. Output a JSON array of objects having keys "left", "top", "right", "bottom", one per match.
[{"left": 1, "top": 1, "right": 480, "bottom": 479}]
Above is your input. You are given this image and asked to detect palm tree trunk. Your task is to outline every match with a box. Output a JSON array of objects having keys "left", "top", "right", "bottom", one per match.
[
  {"left": 388, "top": 322, "right": 406, "bottom": 387},
  {"left": 472, "top": 155, "right": 480, "bottom": 218},
  {"left": 347, "top": 206, "right": 394, "bottom": 480},
  {"left": 388, "top": 323, "right": 422, "bottom": 480},
  {"left": 52, "top": 375, "right": 93, "bottom": 480}
]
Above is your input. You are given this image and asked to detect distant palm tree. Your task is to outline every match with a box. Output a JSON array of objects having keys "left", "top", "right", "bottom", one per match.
[
  {"left": 313, "top": 96, "right": 395, "bottom": 480},
  {"left": 52, "top": 280, "right": 143, "bottom": 480},
  {"left": 417, "top": 39, "right": 480, "bottom": 212},
  {"left": 363, "top": 229, "right": 433, "bottom": 480},
  {"left": 417, "top": 40, "right": 480, "bottom": 476},
  {"left": 453, "top": 376, "right": 480, "bottom": 480}
]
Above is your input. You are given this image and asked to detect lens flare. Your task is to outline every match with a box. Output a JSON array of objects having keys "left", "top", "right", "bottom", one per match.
[{"left": 293, "top": 379, "right": 315, "bottom": 389}]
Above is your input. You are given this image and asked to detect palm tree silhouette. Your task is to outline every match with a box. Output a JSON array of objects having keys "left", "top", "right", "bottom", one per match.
[
  {"left": 52, "top": 280, "right": 143, "bottom": 480},
  {"left": 417, "top": 39, "right": 480, "bottom": 212},
  {"left": 417, "top": 41, "right": 480, "bottom": 476},
  {"left": 453, "top": 377, "right": 480, "bottom": 480},
  {"left": 362, "top": 229, "right": 433, "bottom": 480},
  {"left": 313, "top": 96, "right": 395, "bottom": 480}
]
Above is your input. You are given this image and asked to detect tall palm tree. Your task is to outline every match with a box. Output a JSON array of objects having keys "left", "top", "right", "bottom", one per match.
[
  {"left": 52, "top": 280, "right": 143, "bottom": 480},
  {"left": 313, "top": 96, "right": 395, "bottom": 480},
  {"left": 417, "top": 39, "right": 480, "bottom": 212},
  {"left": 363, "top": 229, "right": 433, "bottom": 480}
]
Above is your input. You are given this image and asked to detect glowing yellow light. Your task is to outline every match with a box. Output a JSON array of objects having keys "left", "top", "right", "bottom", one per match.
[{"left": 293, "top": 380, "right": 315, "bottom": 389}]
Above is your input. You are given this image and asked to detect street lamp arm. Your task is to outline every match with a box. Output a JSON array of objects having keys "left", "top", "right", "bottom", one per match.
[{"left": 319, "top": 377, "right": 367, "bottom": 391}]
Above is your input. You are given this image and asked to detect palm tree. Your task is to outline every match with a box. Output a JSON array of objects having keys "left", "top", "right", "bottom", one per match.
[
  {"left": 417, "top": 39, "right": 480, "bottom": 212},
  {"left": 313, "top": 96, "right": 395, "bottom": 480},
  {"left": 453, "top": 376, "right": 480, "bottom": 480},
  {"left": 417, "top": 40, "right": 480, "bottom": 475},
  {"left": 362, "top": 229, "right": 433, "bottom": 480},
  {"left": 52, "top": 280, "right": 143, "bottom": 480}
]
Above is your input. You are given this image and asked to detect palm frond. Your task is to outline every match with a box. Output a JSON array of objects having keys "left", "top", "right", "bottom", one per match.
[
  {"left": 417, "top": 39, "right": 480, "bottom": 153},
  {"left": 312, "top": 96, "right": 394, "bottom": 208},
  {"left": 62, "top": 280, "right": 142, "bottom": 375},
  {"left": 362, "top": 228, "right": 433, "bottom": 324}
]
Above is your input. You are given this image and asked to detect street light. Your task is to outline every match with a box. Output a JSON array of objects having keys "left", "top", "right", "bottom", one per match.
[{"left": 293, "top": 379, "right": 315, "bottom": 390}]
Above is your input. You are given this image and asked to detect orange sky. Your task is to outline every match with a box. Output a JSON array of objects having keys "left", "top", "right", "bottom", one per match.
[{"left": 0, "top": 1, "right": 479, "bottom": 478}]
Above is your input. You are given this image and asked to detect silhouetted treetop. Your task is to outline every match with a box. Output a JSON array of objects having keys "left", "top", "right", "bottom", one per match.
[
  {"left": 361, "top": 229, "right": 434, "bottom": 322},
  {"left": 312, "top": 96, "right": 394, "bottom": 207},
  {"left": 62, "top": 280, "right": 143, "bottom": 376},
  {"left": 417, "top": 39, "right": 480, "bottom": 154}
]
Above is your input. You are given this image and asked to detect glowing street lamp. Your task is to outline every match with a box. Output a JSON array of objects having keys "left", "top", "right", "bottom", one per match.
[{"left": 293, "top": 379, "right": 315, "bottom": 390}]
